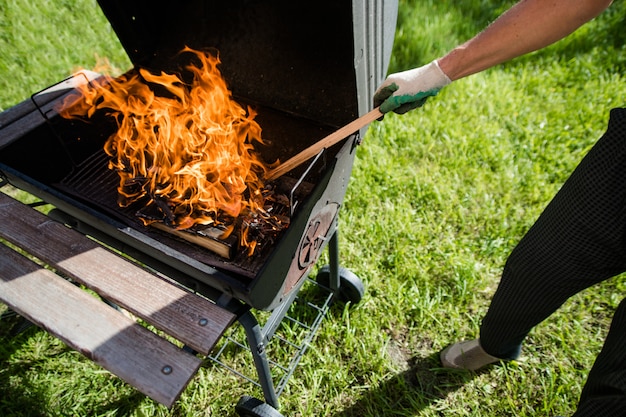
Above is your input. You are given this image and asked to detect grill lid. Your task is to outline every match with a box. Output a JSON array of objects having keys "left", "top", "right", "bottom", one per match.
[{"left": 96, "top": 0, "right": 397, "bottom": 128}]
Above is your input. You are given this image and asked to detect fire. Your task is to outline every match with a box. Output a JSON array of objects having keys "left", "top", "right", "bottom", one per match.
[{"left": 60, "top": 48, "right": 283, "bottom": 255}]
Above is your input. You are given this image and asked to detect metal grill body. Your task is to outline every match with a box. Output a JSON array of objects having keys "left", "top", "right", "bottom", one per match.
[{"left": 0, "top": 1, "right": 397, "bottom": 413}]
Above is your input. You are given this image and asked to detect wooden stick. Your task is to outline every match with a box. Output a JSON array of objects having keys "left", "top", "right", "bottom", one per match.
[
  {"left": 151, "top": 222, "right": 234, "bottom": 259},
  {"left": 265, "top": 107, "right": 382, "bottom": 180}
]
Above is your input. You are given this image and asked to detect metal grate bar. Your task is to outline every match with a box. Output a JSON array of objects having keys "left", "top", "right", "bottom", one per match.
[{"left": 206, "top": 277, "right": 336, "bottom": 395}]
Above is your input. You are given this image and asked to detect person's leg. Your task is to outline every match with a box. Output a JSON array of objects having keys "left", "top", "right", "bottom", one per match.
[
  {"left": 479, "top": 108, "right": 626, "bottom": 360},
  {"left": 572, "top": 297, "right": 626, "bottom": 416},
  {"left": 439, "top": 107, "right": 626, "bottom": 371}
]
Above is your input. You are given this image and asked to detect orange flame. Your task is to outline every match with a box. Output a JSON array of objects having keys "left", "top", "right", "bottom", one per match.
[{"left": 60, "top": 48, "right": 276, "bottom": 254}]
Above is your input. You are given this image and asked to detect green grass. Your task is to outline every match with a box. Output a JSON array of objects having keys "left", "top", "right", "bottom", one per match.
[{"left": 1, "top": 0, "right": 626, "bottom": 416}]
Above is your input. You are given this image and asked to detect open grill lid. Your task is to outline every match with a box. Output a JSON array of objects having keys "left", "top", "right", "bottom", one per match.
[{"left": 96, "top": 0, "right": 397, "bottom": 129}]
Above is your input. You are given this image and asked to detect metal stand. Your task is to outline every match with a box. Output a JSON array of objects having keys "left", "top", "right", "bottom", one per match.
[{"left": 216, "top": 230, "right": 364, "bottom": 417}]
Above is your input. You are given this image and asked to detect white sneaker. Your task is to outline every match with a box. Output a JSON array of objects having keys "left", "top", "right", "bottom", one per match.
[{"left": 440, "top": 339, "right": 501, "bottom": 371}]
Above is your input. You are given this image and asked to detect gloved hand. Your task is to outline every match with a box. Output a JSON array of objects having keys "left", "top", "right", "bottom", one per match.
[{"left": 374, "top": 60, "right": 451, "bottom": 114}]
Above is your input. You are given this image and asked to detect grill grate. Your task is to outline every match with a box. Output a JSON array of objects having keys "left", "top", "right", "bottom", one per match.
[
  {"left": 60, "top": 150, "right": 119, "bottom": 206},
  {"left": 54, "top": 147, "right": 314, "bottom": 279},
  {"left": 54, "top": 149, "right": 266, "bottom": 277}
]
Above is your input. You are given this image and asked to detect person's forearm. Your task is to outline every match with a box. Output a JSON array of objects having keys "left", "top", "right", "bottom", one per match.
[{"left": 438, "top": 0, "right": 612, "bottom": 81}]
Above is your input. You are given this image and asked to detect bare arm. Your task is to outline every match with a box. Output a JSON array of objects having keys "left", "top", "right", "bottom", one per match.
[
  {"left": 374, "top": 0, "right": 613, "bottom": 114},
  {"left": 438, "top": 0, "right": 613, "bottom": 81}
]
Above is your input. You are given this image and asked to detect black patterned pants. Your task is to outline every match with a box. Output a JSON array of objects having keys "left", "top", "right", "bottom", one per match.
[{"left": 478, "top": 108, "right": 626, "bottom": 415}]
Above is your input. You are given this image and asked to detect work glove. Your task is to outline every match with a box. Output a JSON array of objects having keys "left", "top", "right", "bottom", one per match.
[{"left": 374, "top": 60, "right": 451, "bottom": 114}]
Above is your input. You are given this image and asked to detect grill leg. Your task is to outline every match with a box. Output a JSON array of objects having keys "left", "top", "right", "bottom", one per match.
[
  {"left": 328, "top": 230, "right": 341, "bottom": 292},
  {"left": 315, "top": 230, "right": 365, "bottom": 304},
  {"left": 238, "top": 310, "right": 280, "bottom": 409}
]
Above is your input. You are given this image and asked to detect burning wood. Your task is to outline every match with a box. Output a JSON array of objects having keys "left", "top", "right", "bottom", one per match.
[
  {"left": 137, "top": 183, "right": 291, "bottom": 259},
  {"left": 58, "top": 48, "right": 288, "bottom": 257}
]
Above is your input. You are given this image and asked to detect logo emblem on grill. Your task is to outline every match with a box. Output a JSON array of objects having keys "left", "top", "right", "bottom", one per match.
[{"left": 297, "top": 203, "right": 339, "bottom": 269}]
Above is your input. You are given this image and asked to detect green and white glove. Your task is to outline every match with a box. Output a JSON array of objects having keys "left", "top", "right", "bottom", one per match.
[{"left": 374, "top": 60, "right": 451, "bottom": 114}]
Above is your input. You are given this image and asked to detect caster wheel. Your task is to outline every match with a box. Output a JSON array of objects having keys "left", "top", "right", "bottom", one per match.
[
  {"left": 316, "top": 265, "right": 365, "bottom": 304},
  {"left": 235, "top": 396, "right": 283, "bottom": 417}
]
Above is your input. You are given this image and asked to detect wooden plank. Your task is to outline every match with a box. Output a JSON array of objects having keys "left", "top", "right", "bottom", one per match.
[
  {"left": 151, "top": 222, "right": 235, "bottom": 259},
  {"left": 0, "top": 192, "right": 235, "bottom": 354},
  {"left": 0, "top": 243, "right": 202, "bottom": 407}
]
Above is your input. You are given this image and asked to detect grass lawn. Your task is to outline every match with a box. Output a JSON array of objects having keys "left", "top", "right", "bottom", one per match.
[{"left": 1, "top": 0, "right": 625, "bottom": 416}]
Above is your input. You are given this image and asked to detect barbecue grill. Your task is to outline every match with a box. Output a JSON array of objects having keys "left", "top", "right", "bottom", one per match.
[{"left": 0, "top": 0, "right": 397, "bottom": 414}]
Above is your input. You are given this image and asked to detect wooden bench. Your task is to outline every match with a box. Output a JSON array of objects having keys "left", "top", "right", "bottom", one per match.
[{"left": 0, "top": 191, "right": 236, "bottom": 407}]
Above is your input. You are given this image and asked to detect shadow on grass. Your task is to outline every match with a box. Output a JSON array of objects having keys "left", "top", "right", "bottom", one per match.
[
  {"left": 91, "top": 391, "right": 148, "bottom": 416},
  {"left": 0, "top": 322, "right": 61, "bottom": 416},
  {"left": 0, "top": 319, "right": 147, "bottom": 416},
  {"left": 0, "top": 324, "right": 49, "bottom": 417},
  {"left": 333, "top": 351, "right": 480, "bottom": 417}
]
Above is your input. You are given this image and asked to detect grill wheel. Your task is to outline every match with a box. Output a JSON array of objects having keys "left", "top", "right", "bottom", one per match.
[
  {"left": 235, "top": 395, "right": 284, "bottom": 417},
  {"left": 315, "top": 265, "right": 365, "bottom": 304}
]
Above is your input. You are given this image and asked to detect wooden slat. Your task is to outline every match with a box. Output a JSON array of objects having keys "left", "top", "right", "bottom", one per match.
[
  {"left": 0, "top": 243, "right": 201, "bottom": 407},
  {"left": 0, "top": 192, "right": 235, "bottom": 354}
]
